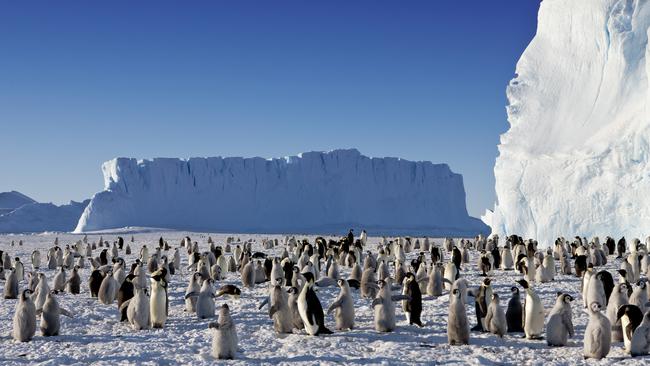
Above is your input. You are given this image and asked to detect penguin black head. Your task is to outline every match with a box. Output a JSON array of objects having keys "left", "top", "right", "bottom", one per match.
[
  {"left": 589, "top": 302, "right": 603, "bottom": 312},
  {"left": 516, "top": 279, "right": 529, "bottom": 289},
  {"left": 483, "top": 278, "right": 491, "bottom": 286},
  {"left": 491, "top": 293, "right": 499, "bottom": 301},
  {"left": 287, "top": 287, "right": 299, "bottom": 295},
  {"left": 376, "top": 279, "right": 386, "bottom": 288},
  {"left": 337, "top": 279, "right": 346, "bottom": 287},
  {"left": 21, "top": 289, "right": 33, "bottom": 300},
  {"left": 302, "top": 272, "right": 315, "bottom": 284},
  {"left": 638, "top": 280, "right": 647, "bottom": 289},
  {"left": 618, "top": 269, "right": 627, "bottom": 278},
  {"left": 563, "top": 294, "right": 574, "bottom": 303}
]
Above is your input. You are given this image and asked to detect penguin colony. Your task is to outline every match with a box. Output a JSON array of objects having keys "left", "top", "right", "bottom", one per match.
[{"left": 2, "top": 232, "right": 650, "bottom": 362}]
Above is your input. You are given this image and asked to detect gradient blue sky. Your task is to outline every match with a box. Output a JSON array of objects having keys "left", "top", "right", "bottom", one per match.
[{"left": 0, "top": 1, "right": 540, "bottom": 217}]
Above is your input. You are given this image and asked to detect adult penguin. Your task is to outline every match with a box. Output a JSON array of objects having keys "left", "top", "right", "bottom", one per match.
[
  {"left": 546, "top": 293, "right": 574, "bottom": 346},
  {"left": 506, "top": 286, "right": 524, "bottom": 333},
  {"left": 297, "top": 272, "right": 332, "bottom": 336},
  {"left": 150, "top": 267, "right": 168, "bottom": 328},
  {"left": 617, "top": 304, "right": 643, "bottom": 352},
  {"left": 447, "top": 288, "right": 469, "bottom": 345},
  {"left": 472, "top": 278, "right": 493, "bottom": 332},
  {"left": 631, "top": 309, "right": 650, "bottom": 356},
  {"left": 117, "top": 273, "right": 136, "bottom": 312},
  {"left": 596, "top": 270, "right": 614, "bottom": 304},
  {"left": 516, "top": 279, "right": 544, "bottom": 339},
  {"left": 402, "top": 272, "right": 423, "bottom": 327},
  {"left": 13, "top": 289, "right": 36, "bottom": 342},
  {"left": 618, "top": 237, "right": 627, "bottom": 258},
  {"left": 452, "top": 246, "right": 462, "bottom": 271},
  {"left": 584, "top": 302, "right": 611, "bottom": 359}
]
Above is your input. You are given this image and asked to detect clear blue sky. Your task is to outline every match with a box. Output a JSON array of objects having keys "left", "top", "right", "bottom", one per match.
[{"left": 0, "top": 0, "right": 540, "bottom": 217}]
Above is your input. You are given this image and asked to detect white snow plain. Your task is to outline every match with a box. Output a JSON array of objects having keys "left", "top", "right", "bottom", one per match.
[
  {"left": 484, "top": 0, "right": 650, "bottom": 244},
  {"left": 0, "top": 230, "right": 646, "bottom": 365}
]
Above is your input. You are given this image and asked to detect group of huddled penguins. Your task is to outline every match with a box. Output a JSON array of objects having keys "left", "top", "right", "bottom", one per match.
[{"left": 3, "top": 231, "right": 650, "bottom": 361}]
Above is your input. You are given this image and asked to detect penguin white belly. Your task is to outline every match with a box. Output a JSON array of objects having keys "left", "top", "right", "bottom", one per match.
[
  {"left": 525, "top": 295, "right": 544, "bottom": 338},
  {"left": 150, "top": 289, "right": 167, "bottom": 328},
  {"left": 621, "top": 316, "right": 632, "bottom": 351},
  {"left": 297, "top": 293, "right": 319, "bottom": 335}
]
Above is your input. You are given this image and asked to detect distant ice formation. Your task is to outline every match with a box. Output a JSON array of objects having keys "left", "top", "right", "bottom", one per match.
[
  {"left": 484, "top": 0, "right": 650, "bottom": 244},
  {"left": 75, "top": 149, "right": 488, "bottom": 236}
]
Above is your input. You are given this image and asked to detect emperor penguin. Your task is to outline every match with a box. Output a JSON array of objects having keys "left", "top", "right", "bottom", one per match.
[
  {"left": 39, "top": 291, "right": 73, "bottom": 336},
  {"left": 500, "top": 246, "right": 514, "bottom": 270},
  {"left": 606, "top": 282, "right": 629, "bottom": 342},
  {"left": 485, "top": 293, "right": 506, "bottom": 337},
  {"left": 192, "top": 279, "right": 217, "bottom": 319},
  {"left": 33, "top": 273, "right": 50, "bottom": 310},
  {"left": 516, "top": 279, "right": 544, "bottom": 339},
  {"left": 53, "top": 267, "right": 66, "bottom": 292},
  {"left": 13, "top": 289, "right": 36, "bottom": 342},
  {"left": 443, "top": 261, "right": 458, "bottom": 291},
  {"left": 66, "top": 266, "right": 81, "bottom": 294},
  {"left": 327, "top": 279, "right": 354, "bottom": 330},
  {"left": 241, "top": 261, "right": 256, "bottom": 288},
  {"left": 185, "top": 272, "right": 203, "bottom": 313},
  {"left": 117, "top": 274, "right": 135, "bottom": 317},
  {"left": 630, "top": 280, "right": 649, "bottom": 311},
  {"left": 14, "top": 257, "right": 24, "bottom": 281},
  {"left": 506, "top": 286, "right": 524, "bottom": 333},
  {"left": 297, "top": 272, "right": 332, "bottom": 335},
  {"left": 426, "top": 262, "right": 444, "bottom": 297},
  {"left": 617, "top": 304, "right": 643, "bottom": 352},
  {"left": 123, "top": 287, "right": 150, "bottom": 330},
  {"left": 447, "top": 288, "right": 470, "bottom": 345},
  {"left": 546, "top": 293, "right": 574, "bottom": 346},
  {"left": 472, "top": 278, "right": 493, "bottom": 331},
  {"left": 287, "top": 286, "right": 304, "bottom": 330},
  {"left": 150, "top": 268, "right": 168, "bottom": 328},
  {"left": 4, "top": 268, "right": 19, "bottom": 299},
  {"left": 267, "top": 282, "right": 292, "bottom": 333},
  {"left": 584, "top": 302, "right": 611, "bottom": 360},
  {"left": 402, "top": 272, "right": 423, "bottom": 327},
  {"left": 98, "top": 269, "right": 118, "bottom": 305},
  {"left": 631, "top": 309, "right": 650, "bottom": 356},
  {"left": 360, "top": 267, "right": 379, "bottom": 299},
  {"left": 31, "top": 250, "right": 41, "bottom": 270},
  {"left": 585, "top": 272, "right": 607, "bottom": 310},
  {"left": 209, "top": 304, "right": 238, "bottom": 360},
  {"left": 372, "top": 279, "right": 409, "bottom": 332}
]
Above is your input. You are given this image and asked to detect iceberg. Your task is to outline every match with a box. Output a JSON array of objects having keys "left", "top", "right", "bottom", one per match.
[
  {"left": 75, "top": 149, "right": 488, "bottom": 236},
  {"left": 484, "top": 0, "right": 650, "bottom": 244},
  {"left": 0, "top": 200, "right": 90, "bottom": 233}
]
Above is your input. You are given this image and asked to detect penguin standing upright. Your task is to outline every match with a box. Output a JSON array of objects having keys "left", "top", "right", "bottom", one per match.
[
  {"left": 447, "top": 288, "right": 469, "bottom": 345},
  {"left": 122, "top": 287, "right": 150, "bottom": 330},
  {"left": 485, "top": 293, "right": 506, "bottom": 337},
  {"left": 631, "top": 309, "right": 650, "bottom": 356},
  {"left": 4, "top": 268, "right": 19, "bottom": 299},
  {"left": 39, "top": 291, "right": 73, "bottom": 336},
  {"left": 546, "top": 293, "right": 574, "bottom": 346},
  {"left": 150, "top": 268, "right": 168, "bottom": 328},
  {"left": 617, "top": 304, "right": 643, "bottom": 352},
  {"left": 606, "top": 282, "right": 629, "bottom": 342},
  {"left": 373, "top": 279, "right": 410, "bottom": 332},
  {"left": 402, "top": 272, "right": 423, "bottom": 327},
  {"left": 287, "top": 287, "right": 304, "bottom": 330},
  {"left": 426, "top": 263, "right": 444, "bottom": 297},
  {"left": 472, "top": 278, "right": 493, "bottom": 332},
  {"left": 66, "top": 266, "right": 81, "bottom": 295},
  {"left": 267, "top": 283, "right": 292, "bottom": 333},
  {"left": 13, "top": 289, "right": 36, "bottom": 342},
  {"left": 327, "top": 279, "right": 355, "bottom": 330},
  {"left": 297, "top": 272, "right": 332, "bottom": 335},
  {"left": 209, "top": 304, "right": 238, "bottom": 360},
  {"left": 517, "top": 279, "right": 544, "bottom": 339},
  {"left": 584, "top": 302, "right": 611, "bottom": 359},
  {"left": 506, "top": 287, "right": 524, "bottom": 333}
]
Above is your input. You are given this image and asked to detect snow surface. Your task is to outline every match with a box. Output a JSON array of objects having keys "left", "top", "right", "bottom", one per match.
[
  {"left": 0, "top": 200, "right": 90, "bottom": 234},
  {"left": 75, "top": 149, "right": 487, "bottom": 236},
  {"left": 0, "top": 191, "right": 36, "bottom": 216},
  {"left": 483, "top": 0, "right": 650, "bottom": 244},
  {"left": 0, "top": 231, "right": 647, "bottom": 365}
]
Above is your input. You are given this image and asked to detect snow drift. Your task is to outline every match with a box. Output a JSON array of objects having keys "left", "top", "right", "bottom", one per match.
[
  {"left": 75, "top": 149, "right": 487, "bottom": 236},
  {"left": 0, "top": 200, "right": 90, "bottom": 233},
  {"left": 484, "top": 0, "right": 650, "bottom": 244}
]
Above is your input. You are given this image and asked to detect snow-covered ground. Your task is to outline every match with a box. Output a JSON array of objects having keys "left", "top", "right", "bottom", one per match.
[{"left": 0, "top": 231, "right": 646, "bottom": 365}]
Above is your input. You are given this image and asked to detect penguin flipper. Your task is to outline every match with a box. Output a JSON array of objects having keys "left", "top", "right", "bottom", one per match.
[
  {"left": 184, "top": 292, "right": 199, "bottom": 300},
  {"left": 371, "top": 298, "right": 382, "bottom": 307},
  {"left": 258, "top": 297, "right": 269, "bottom": 310},
  {"left": 327, "top": 298, "right": 342, "bottom": 314},
  {"left": 60, "top": 308, "right": 73, "bottom": 318},
  {"left": 118, "top": 299, "right": 132, "bottom": 313}
]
